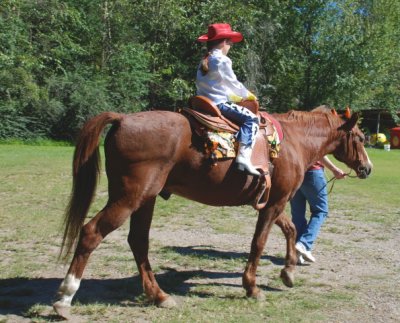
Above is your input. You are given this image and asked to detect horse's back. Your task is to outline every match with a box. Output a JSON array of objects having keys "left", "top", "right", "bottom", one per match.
[{"left": 105, "top": 110, "right": 192, "bottom": 163}]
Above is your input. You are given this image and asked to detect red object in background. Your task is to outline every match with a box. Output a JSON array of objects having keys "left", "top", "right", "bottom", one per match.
[{"left": 390, "top": 127, "right": 400, "bottom": 149}]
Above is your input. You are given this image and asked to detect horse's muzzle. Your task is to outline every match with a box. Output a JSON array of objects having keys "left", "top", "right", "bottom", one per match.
[{"left": 357, "top": 165, "right": 372, "bottom": 179}]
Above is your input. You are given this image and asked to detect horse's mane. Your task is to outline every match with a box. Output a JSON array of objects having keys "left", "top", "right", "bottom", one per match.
[
  {"left": 286, "top": 105, "right": 331, "bottom": 119},
  {"left": 311, "top": 105, "right": 331, "bottom": 113},
  {"left": 282, "top": 106, "right": 341, "bottom": 138}
]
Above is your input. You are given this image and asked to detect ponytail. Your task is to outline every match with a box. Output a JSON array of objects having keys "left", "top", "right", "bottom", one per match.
[
  {"left": 200, "top": 54, "right": 210, "bottom": 75},
  {"left": 199, "top": 38, "right": 226, "bottom": 76}
]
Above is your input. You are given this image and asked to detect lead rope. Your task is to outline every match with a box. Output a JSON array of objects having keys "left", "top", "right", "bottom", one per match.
[{"left": 326, "top": 169, "right": 358, "bottom": 194}]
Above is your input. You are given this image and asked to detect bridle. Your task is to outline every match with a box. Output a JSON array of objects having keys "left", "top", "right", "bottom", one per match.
[
  {"left": 326, "top": 129, "right": 368, "bottom": 194},
  {"left": 337, "top": 129, "right": 368, "bottom": 177},
  {"left": 325, "top": 169, "right": 358, "bottom": 195}
]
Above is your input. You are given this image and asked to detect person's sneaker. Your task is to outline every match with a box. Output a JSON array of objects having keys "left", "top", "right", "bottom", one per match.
[{"left": 295, "top": 242, "right": 316, "bottom": 263}]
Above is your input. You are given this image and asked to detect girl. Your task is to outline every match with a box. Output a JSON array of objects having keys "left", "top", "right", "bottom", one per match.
[{"left": 196, "top": 23, "right": 260, "bottom": 176}]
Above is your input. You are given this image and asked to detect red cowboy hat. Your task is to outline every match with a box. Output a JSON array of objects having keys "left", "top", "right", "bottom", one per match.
[{"left": 197, "top": 23, "right": 243, "bottom": 43}]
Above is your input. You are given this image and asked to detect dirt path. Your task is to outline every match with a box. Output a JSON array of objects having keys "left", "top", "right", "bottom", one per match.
[{"left": 149, "top": 209, "right": 400, "bottom": 322}]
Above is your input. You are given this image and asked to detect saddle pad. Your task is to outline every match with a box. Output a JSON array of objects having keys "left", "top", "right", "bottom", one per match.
[
  {"left": 260, "top": 112, "right": 284, "bottom": 143},
  {"left": 205, "top": 131, "right": 236, "bottom": 159},
  {"left": 259, "top": 112, "right": 283, "bottom": 159}
]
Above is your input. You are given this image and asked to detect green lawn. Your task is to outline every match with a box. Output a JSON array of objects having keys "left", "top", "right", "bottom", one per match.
[{"left": 327, "top": 148, "right": 400, "bottom": 225}]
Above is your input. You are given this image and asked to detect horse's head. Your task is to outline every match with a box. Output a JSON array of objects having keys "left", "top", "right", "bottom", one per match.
[{"left": 332, "top": 108, "right": 373, "bottom": 179}]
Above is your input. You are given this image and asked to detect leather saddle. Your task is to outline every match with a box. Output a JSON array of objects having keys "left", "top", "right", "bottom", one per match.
[
  {"left": 182, "top": 96, "right": 281, "bottom": 210},
  {"left": 185, "top": 96, "right": 277, "bottom": 137}
]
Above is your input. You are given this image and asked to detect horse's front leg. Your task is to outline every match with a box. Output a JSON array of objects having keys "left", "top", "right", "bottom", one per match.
[
  {"left": 242, "top": 207, "right": 277, "bottom": 300},
  {"left": 275, "top": 212, "right": 297, "bottom": 287},
  {"left": 128, "top": 197, "right": 176, "bottom": 308}
]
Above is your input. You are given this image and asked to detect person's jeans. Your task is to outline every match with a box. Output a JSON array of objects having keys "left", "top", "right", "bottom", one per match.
[
  {"left": 290, "top": 168, "right": 328, "bottom": 251},
  {"left": 218, "top": 102, "right": 259, "bottom": 147}
]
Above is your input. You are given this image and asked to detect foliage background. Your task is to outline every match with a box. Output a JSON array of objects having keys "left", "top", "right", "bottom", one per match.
[{"left": 1, "top": 0, "right": 399, "bottom": 140}]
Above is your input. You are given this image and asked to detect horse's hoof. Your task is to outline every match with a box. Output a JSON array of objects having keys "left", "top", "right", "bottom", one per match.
[
  {"left": 157, "top": 296, "right": 177, "bottom": 308},
  {"left": 280, "top": 269, "right": 295, "bottom": 288},
  {"left": 53, "top": 301, "right": 71, "bottom": 320}
]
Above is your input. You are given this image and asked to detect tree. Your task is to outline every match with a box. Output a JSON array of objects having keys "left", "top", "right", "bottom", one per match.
[{"left": 0, "top": 0, "right": 398, "bottom": 140}]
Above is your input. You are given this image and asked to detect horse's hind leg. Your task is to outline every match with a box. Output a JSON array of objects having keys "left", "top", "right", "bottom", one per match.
[
  {"left": 53, "top": 201, "right": 133, "bottom": 317},
  {"left": 127, "top": 197, "right": 176, "bottom": 307},
  {"left": 275, "top": 212, "right": 297, "bottom": 287}
]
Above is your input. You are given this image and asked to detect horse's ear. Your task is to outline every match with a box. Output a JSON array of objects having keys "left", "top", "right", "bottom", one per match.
[
  {"left": 344, "top": 106, "right": 351, "bottom": 119},
  {"left": 340, "top": 111, "right": 360, "bottom": 132},
  {"left": 331, "top": 109, "right": 338, "bottom": 116}
]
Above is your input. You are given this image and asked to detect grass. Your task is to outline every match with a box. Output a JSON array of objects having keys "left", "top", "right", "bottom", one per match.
[
  {"left": 327, "top": 148, "right": 400, "bottom": 225},
  {"left": 0, "top": 144, "right": 399, "bottom": 322}
]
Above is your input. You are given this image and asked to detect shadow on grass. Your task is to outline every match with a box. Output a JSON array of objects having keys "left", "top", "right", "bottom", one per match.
[
  {"left": 167, "top": 245, "right": 286, "bottom": 266},
  {"left": 0, "top": 246, "right": 285, "bottom": 319}
]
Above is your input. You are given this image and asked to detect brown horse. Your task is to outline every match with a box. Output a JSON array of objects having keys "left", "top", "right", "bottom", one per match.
[{"left": 53, "top": 106, "right": 372, "bottom": 317}]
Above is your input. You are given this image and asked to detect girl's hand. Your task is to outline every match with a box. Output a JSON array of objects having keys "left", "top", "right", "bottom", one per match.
[
  {"left": 228, "top": 94, "right": 243, "bottom": 102},
  {"left": 247, "top": 92, "right": 257, "bottom": 101}
]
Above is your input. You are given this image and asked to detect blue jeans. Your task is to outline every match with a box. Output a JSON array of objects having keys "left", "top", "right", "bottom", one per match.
[
  {"left": 218, "top": 102, "right": 259, "bottom": 147},
  {"left": 290, "top": 168, "right": 328, "bottom": 251}
]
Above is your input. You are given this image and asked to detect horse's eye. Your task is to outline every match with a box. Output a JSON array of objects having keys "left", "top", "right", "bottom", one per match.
[{"left": 353, "top": 134, "right": 364, "bottom": 143}]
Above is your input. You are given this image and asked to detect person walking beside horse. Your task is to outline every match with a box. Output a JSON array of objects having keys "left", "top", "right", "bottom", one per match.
[
  {"left": 291, "top": 156, "right": 346, "bottom": 264},
  {"left": 196, "top": 23, "right": 260, "bottom": 176}
]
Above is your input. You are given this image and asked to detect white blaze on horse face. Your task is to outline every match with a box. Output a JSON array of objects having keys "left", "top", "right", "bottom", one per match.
[
  {"left": 362, "top": 145, "right": 373, "bottom": 168},
  {"left": 56, "top": 274, "right": 81, "bottom": 306}
]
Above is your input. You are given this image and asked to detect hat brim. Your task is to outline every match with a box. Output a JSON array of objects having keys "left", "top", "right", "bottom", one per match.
[{"left": 197, "top": 32, "right": 243, "bottom": 43}]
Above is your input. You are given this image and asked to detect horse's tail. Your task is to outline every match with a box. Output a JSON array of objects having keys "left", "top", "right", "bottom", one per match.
[{"left": 59, "top": 112, "right": 122, "bottom": 261}]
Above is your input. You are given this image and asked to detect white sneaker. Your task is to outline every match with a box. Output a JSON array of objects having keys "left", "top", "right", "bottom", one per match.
[{"left": 295, "top": 242, "right": 316, "bottom": 263}]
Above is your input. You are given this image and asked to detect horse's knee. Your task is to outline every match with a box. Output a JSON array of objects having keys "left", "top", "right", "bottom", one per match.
[
  {"left": 288, "top": 222, "right": 297, "bottom": 238},
  {"left": 276, "top": 215, "right": 297, "bottom": 239}
]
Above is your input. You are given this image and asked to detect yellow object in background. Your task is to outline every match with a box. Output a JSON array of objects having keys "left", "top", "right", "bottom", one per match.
[{"left": 370, "top": 133, "right": 387, "bottom": 145}]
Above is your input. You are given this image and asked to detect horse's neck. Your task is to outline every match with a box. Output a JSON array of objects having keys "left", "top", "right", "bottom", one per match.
[{"left": 279, "top": 112, "right": 340, "bottom": 169}]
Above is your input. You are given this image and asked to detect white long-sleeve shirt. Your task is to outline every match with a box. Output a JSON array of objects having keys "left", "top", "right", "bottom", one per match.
[{"left": 196, "top": 49, "right": 250, "bottom": 105}]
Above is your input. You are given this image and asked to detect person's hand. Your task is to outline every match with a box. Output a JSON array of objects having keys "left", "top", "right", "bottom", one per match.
[
  {"left": 247, "top": 91, "right": 257, "bottom": 101},
  {"left": 228, "top": 94, "right": 243, "bottom": 102},
  {"left": 332, "top": 167, "right": 346, "bottom": 179}
]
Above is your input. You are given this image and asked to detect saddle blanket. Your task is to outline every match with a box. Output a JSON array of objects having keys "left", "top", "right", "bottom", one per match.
[
  {"left": 205, "top": 131, "right": 237, "bottom": 159},
  {"left": 205, "top": 125, "right": 282, "bottom": 160}
]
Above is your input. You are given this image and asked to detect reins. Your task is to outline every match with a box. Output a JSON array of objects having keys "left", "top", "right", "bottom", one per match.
[{"left": 326, "top": 169, "right": 358, "bottom": 194}]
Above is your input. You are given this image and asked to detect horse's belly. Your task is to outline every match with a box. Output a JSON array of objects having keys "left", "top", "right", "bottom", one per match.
[{"left": 166, "top": 160, "right": 262, "bottom": 207}]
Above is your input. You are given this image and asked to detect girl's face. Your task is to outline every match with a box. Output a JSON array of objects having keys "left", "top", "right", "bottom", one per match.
[{"left": 221, "top": 39, "right": 233, "bottom": 55}]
